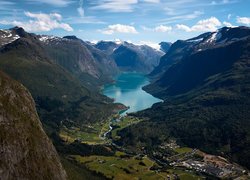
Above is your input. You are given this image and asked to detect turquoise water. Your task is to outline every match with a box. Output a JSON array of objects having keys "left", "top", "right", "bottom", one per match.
[{"left": 103, "top": 72, "right": 162, "bottom": 114}]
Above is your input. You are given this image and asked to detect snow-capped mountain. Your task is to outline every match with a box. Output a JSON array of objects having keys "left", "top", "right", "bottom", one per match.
[{"left": 0, "top": 29, "right": 20, "bottom": 47}]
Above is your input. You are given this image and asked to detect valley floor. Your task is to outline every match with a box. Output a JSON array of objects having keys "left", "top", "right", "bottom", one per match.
[{"left": 59, "top": 115, "right": 249, "bottom": 180}]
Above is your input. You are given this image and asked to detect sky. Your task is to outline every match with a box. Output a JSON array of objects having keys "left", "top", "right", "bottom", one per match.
[{"left": 0, "top": 0, "right": 250, "bottom": 47}]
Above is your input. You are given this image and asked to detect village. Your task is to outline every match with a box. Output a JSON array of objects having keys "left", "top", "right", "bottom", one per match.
[{"left": 151, "top": 140, "right": 249, "bottom": 179}]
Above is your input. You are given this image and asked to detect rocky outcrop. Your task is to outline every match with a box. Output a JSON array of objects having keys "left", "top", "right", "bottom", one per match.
[{"left": 0, "top": 71, "right": 67, "bottom": 180}]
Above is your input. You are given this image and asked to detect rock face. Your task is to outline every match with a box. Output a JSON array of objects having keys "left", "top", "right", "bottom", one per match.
[
  {"left": 0, "top": 71, "right": 67, "bottom": 180},
  {"left": 38, "top": 34, "right": 118, "bottom": 87}
]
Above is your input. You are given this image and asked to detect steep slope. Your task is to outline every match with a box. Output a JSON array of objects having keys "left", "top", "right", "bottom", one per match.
[
  {"left": 0, "top": 71, "right": 67, "bottom": 179},
  {"left": 39, "top": 35, "right": 118, "bottom": 89},
  {"left": 146, "top": 26, "right": 250, "bottom": 97},
  {"left": 0, "top": 27, "right": 117, "bottom": 133},
  {"left": 95, "top": 41, "right": 164, "bottom": 73},
  {"left": 117, "top": 26, "right": 250, "bottom": 169}
]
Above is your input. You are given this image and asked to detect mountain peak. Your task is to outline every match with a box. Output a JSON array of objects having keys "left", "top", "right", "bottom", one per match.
[
  {"left": 159, "top": 42, "right": 172, "bottom": 53},
  {"left": 63, "top": 35, "right": 79, "bottom": 40},
  {"left": 9, "top": 26, "right": 28, "bottom": 38}
]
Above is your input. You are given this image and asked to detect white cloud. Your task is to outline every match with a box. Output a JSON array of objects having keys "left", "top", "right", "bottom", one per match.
[
  {"left": 142, "top": 25, "right": 172, "bottom": 32},
  {"left": 177, "top": 17, "right": 222, "bottom": 32},
  {"left": 237, "top": 17, "right": 250, "bottom": 26},
  {"left": 77, "top": 0, "right": 84, "bottom": 17},
  {"left": 91, "top": 0, "right": 138, "bottom": 12},
  {"left": 155, "top": 25, "right": 172, "bottom": 32},
  {"left": 0, "top": 12, "right": 73, "bottom": 32},
  {"left": 211, "top": 0, "right": 235, "bottom": 5},
  {"left": 65, "top": 16, "right": 106, "bottom": 24},
  {"left": 176, "top": 24, "right": 192, "bottom": 32},
  {"left": 99, "top": 24, "right": 138, "bottom": 34},
  {"left": 223, "top": 21, "right": 234, "bottom": 27},
  {"left": 158, "top": 11, "right": 203, "bottom": 24},
  {"left": 142, "top": 0, "right": 160, "bottom": 3},
  {"left": 25, "top": 0, "right": 74, "bottom": 7}
]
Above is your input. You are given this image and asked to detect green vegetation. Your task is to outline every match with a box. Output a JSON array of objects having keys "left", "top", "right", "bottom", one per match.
[
  {"left": 60, "top": 156, "right": 105, "bottom": 180},
  {"left": 0, "top": 33, "right": 119, "bottom": 136},
  {"left": 72, "top": 153, "right": 203, "bottom": 180},
  {"left": 0, "top": 29, "right": 122, "bottom": 179},
  {"left": 174, "top": 147, "right": 193, "bottom": 154},
  {"left": 59, "top": 120, "right": 111, "bottom": 144},
  {"left": 117, "top": 34, "right": 250, "bottom": 169},
  {"left": 111, "top": 116, "right": 142, "bottom": 140}
]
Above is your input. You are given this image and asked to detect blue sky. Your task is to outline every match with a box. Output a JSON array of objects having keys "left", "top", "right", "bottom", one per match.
[{"left": 0, "top": 0, "right": 250, "bottom": 46}]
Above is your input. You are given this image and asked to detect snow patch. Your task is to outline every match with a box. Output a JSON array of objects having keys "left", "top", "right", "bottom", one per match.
[
  {"left": 113, "top": 47, "right": 118, "bottom": 52},
  {"left": 39, "top": 35, "right": 61, "bottom": 43},
  {"left": 0, "top": 29, "right": 20, "bottom": 46},
  {"left": 187, "top": 38, "right": 204, "bottom": 43},
  {"left": 39, "top": 36, "right": 50, "bottom": 42},
  {"left": 206, "top": 32, "right": 222, "bottom": 43},
  {"left": 135, "top": 41, "right": 161, "bottom": 51},
  {"left": 114, "top": 39, "right": 123, "bottom": 45}
]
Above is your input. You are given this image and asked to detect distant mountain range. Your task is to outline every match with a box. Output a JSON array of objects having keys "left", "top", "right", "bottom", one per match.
[
  {"left": 117, "top": 26, "right": 250, "bottom": 169},
  {"left": 95, "top": 40, "right": 164, "bottom": 73}
]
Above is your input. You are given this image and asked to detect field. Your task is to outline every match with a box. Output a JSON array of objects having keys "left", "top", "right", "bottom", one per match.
[
  {"left": 59, "top": 121, "right": 111, "bottom": 144},
  {"left": 174, "top": 147, "right": 193, "bottom": 154},
  {"left": 72, "top": 152, "right": 203, "bottom": 180}
]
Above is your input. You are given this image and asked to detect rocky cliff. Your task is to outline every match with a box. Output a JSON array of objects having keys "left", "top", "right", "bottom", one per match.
[{"left": 0, "top": 71, "right": 67, "bottom": 180}]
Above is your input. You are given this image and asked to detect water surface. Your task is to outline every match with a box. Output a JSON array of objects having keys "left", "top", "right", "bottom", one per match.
[{"left": 103, "top": 72, "right": 162, "bottom": 114}]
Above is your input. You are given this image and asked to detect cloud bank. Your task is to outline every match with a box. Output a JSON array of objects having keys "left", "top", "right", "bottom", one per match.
[
  {"left": 100, "top": 24, "right": 138, "bottom": 34},
  {"left": 0, "top": 12, "right": 73, "bottom": 32}
]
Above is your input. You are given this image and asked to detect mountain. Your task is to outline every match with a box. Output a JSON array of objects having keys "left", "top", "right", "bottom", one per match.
[
  {"left": 0, "top": 27, "right": 118, "bottom": 134},
  {"left": 117, "top": 26, "right": 250, "bottom": 169},
  {"left": 95, "top": 41, "right": 164, "bottom": 73},
  {"left": 159, "top": 42, "right": 172, "bottom": 53},
  {"left": 0, "top": 71, "right": 67, "bottom": 179},
  {"left": 38, "top": 35, "right": 118, "bottom": 89},
  {"left": 94, "top": 40, "right": 120, "bottom": 55},
  {"left": 146, "top": 26, "right": 250, "bottom": 97}
]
